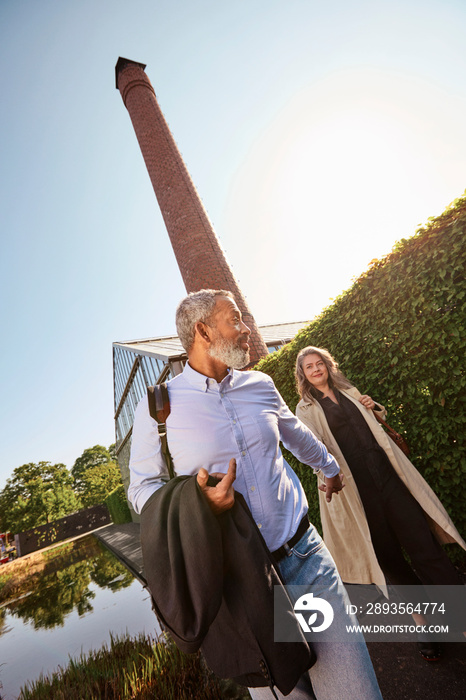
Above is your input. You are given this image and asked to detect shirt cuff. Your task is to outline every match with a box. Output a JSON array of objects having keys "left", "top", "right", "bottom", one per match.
[{"left": 317, "top": 457, "right": 340, "bottom": 478}]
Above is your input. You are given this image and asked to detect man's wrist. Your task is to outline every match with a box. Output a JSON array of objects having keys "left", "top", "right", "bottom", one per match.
[{"left": 321, "top": 463, "right": 340, "bottom": 479}]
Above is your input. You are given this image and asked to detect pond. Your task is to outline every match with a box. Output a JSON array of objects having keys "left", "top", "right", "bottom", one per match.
[{"left": 0, "top": 535, "right": 157, "bottom": 699}]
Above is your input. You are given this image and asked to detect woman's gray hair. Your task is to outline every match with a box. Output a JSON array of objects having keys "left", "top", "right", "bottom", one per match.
[
  {"left": 175, "top": 289, "right": 234, "bottom": 352},
  {"left": 295, "top": 346, "right": 353, "bottom": 403}
]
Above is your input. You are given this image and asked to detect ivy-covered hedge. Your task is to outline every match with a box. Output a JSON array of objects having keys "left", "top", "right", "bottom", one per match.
[
  {"left": 104, "top": 484, "right": 132, "bottom": 524},
  {"left": 256, "top": 193, "right": 466, "bottom": 552}
]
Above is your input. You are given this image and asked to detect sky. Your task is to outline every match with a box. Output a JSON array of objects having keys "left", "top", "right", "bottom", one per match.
[{"left": 1, "top": 0, "right": 466, "bottom": 489}]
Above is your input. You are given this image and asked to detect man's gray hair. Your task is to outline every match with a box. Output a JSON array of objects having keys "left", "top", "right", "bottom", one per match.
[{"left": 175, "top": 289, "right": 234, "bottom": 352}]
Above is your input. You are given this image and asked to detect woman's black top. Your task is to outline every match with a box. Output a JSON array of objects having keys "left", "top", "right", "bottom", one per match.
[{"left": 316, "top": 389, "right": 395, "bottom": 491}]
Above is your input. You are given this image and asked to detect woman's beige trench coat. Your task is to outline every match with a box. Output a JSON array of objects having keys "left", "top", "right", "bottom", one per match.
[{"left": 296, "top": 387, "right": 466, "bottom": 586}]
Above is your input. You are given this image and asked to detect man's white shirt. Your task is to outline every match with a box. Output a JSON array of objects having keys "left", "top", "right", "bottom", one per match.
[{"left": 128, "top": 363, "right": 339, "bottom": 551}]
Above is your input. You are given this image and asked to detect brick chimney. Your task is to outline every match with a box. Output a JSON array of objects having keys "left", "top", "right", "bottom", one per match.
[{"left": 115, "top": 57, "right": 269, "bottom": 364}]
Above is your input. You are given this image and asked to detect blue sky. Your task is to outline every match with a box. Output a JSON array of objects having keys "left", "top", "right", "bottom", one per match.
[{"left": 1, "top": 0, "right": 466, "bottom": 488}]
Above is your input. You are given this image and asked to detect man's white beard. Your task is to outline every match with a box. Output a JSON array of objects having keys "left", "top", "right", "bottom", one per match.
[{"left": 208, "top": 335, "right": 250, "bottom": 369}]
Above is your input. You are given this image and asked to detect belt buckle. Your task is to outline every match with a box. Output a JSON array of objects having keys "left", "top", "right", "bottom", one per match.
[{"left": 283, "top": 542, "right": 292, "bottom": 557}]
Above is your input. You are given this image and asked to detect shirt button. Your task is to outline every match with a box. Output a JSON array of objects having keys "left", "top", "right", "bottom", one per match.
[
  {"left": 257, "top": 523, "right": 262, "bottom": 529},
  {"left": 233, "top": 420, "right": 236, "bottom": 424},
  {"left": 250, "top": 486, "right": 255, "bottom": 492},
  {"left": 242, "top": 450, "right": 246, "bottom": 456}
]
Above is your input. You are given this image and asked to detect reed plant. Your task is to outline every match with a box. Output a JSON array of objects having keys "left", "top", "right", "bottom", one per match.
[{"left": 17, "top": 631, "right": 250, "bottom": 699}]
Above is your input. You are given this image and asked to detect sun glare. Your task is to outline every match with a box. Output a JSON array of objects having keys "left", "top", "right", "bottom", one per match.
[{"left": 223, "top": 69, "right": 466, "bottom": 321}]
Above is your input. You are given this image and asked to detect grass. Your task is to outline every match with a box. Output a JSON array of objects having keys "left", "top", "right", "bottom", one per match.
[{"left": 14, "top": 632, "right": 250, "bottom": 700}]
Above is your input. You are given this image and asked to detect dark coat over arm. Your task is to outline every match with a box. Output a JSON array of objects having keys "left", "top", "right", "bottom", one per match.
[{"left": 140, "top": 475, "right": 315, "bottom": 694}]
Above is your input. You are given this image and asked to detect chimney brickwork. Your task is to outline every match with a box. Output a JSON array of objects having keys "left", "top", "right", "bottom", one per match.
[{"left": 115, "top": 57, "right": 268, "bottom": 363}]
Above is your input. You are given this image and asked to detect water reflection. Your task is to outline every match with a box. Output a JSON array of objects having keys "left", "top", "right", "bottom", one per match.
[
  {"left": 3, "top": 539, "right": 134, "bottom": 631},
  {"left": 0, "top": 535, "right": 155, "bottom": 699},
  {"left": 0, "top": 606, "right": 8, "bottom": 635},
  {"left": 90, "top": 548, "right": 134, "bottom": 592}
]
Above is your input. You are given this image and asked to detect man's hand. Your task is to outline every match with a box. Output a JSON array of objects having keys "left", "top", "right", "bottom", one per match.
[
  {"left": 197, "top": 458, "right": 237, "bottom": 515},
  {"left": 318, "top": 473, "right": 345, "bottom": 503}
]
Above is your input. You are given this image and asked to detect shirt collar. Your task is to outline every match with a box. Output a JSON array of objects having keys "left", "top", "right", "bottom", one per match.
[
  {"left": 182, "top": 362, "right": 235, "bottom": 392},
  {"left": 301, "top": 387, "right": 326, "bottom": 407},
  {"left": 316, "top": 387, "right": 340, "bottom": 402}
]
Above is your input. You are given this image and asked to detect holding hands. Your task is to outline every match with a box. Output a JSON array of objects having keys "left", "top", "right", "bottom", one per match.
[{"left": 319, "top": 473, "right": 345, "bottom": 503}]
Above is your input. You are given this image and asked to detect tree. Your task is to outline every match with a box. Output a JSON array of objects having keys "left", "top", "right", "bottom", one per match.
[
  {"left": 72, "top": 445, "right": 113, "bottom": 488},
  {"left": 72, "top": 445, "right": 122, "bottom": 507},
  {"left": 78, "top": 461, "right": 122, "bottom": 508},
  {"left": 0, "top": 462, "right": 80, "bottom": 534}
]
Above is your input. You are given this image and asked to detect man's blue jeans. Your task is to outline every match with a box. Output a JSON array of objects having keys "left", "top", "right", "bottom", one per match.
[{"left": 249, "top": 525, "right": 382, "bottom": 700}]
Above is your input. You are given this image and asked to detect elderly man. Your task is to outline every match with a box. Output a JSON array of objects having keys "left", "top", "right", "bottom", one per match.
[{"left": 129, "top": 289, "right": 382, "bottom": 700}]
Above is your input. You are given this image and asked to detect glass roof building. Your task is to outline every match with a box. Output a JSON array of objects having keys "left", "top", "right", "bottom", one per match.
[{"left": 113, "top": 321, "right": 308, "bottom": 512}]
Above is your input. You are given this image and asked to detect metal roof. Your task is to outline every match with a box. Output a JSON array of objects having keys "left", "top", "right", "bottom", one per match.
[
  {"left": 258, "top": 321, "right": 308, "bottom": 344},
  {"left": 113, "top": 321, "right": 309, "bottom": 361}
]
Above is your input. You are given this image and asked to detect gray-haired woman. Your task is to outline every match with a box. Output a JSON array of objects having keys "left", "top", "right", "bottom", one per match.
[{"left": 295, "top": 346, "right": 465, "bottom": 660}]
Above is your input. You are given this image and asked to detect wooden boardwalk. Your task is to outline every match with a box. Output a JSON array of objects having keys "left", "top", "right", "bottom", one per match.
[{"left": 94, "top": 522, "right": 146, "bottom": 585}]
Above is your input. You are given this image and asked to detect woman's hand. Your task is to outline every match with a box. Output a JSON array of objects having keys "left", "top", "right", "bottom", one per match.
[{"left": 359, "top": 394, "right": 376, "bottom": 410}]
